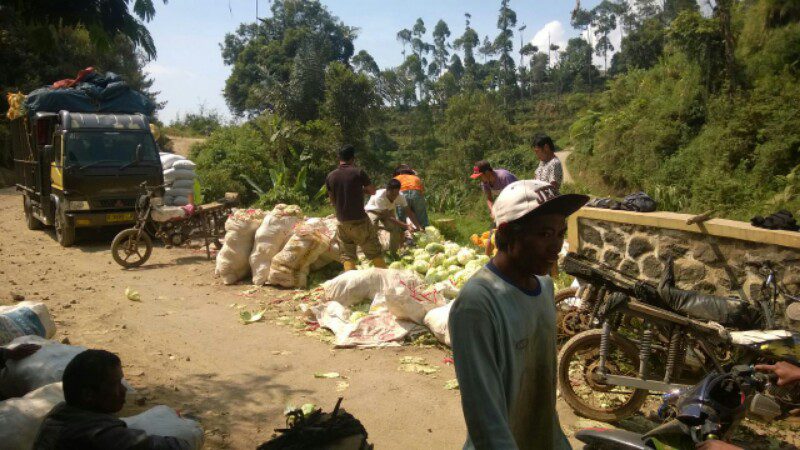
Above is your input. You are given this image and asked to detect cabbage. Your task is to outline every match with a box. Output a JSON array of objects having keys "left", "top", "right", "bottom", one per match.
[
  {"left": 388, "top": 261, "right": 406, "bottom": 270},
  {"left": 447, "top": 265, "right": 462, "bottom": 276},
  {"left": 435, "top": 269, "right": 450, "bottom": 282},
  {"left": 443, "top": 256, "right": 459, "bottom": 267},
  {"left": 475, "top": 255, "right": 490, "bottom": 266},
  {"left": 412, "top": 260, "right": 430, "bottom": 274},
  {"left": 465, "top": 259, "right": 483, "bottom": 271},
  {"left": 429, "top": 253, "right": 446, "bottom": 267},
  {"left": 402, "top": 255, "right": 415, "bottom": 264},
  {"left": 424, "top": 226, "right": 443, "bottom": 243},
  {"left": 416, "top": 234, "right": 430, "bottom": 247},
  {"left": 444, "top": 242, "right": 461, "bottom": 257},
  {"left": 425, "top": 243, "right": 445, "bottom": 254},
  {"left": 456, "top": 248, "right": 476, "bottom": 265},
  {"left": 413, "top": 248, "right": 427, "bottom": 258}
]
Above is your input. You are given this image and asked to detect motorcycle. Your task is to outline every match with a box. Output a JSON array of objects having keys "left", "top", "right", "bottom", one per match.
[
  {"left": 110, "top": 182, "right": 238, "bottom": 268},
  {"left": 574, "top": 365, "right": 783, "bottom": 449}
]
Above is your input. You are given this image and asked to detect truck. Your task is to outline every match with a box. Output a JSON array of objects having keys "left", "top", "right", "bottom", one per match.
[{"left": 10, "top": 71, "right": 164, "bottom": 247}]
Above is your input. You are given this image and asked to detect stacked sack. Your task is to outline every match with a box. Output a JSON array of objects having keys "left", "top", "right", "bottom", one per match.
[
  {"left": 215, "top": 209, "right": 266, "bottom": 285},
  {"left": 159, "top": 152, "right": 197, "bottom": 206},
  {"left": 268, "top": 219, "right": 334, "bottom": 289},
  {"left": 249, "top": 204, "right": 304, "bottom": 286}
]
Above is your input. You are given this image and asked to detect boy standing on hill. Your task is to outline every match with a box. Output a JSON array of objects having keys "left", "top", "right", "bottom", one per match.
[
  {"left": 326, "top": 145, "right": 385, "bottom": 271},
  {"left": 450, "top": 180, "right": 588, "bottom": 449}
]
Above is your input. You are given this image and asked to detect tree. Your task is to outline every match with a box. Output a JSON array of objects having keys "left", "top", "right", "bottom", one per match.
[
  {"left": 592, "top": 0, "right": 620, "bottom": 72},
  {"left": 432, "top": 20, "right": 451, "bottom": 79},
  {"left": 1, "top": 0, "right": 168, "bottom": 59},
  {"left": 221, "top": 0, "right": 355, "bottom": 117},
  {"left": 352, "top": 50, "right": 380, "bottom": 76},
  {"left": 397, "top": 28, "right": 412, "bottom": 58},
  {"left": 453, "top": 13, "right": 480, "bottom": 87},
  {"left": 322, "top": 62, "right": 380, "bottom": 147},
  {"left": 494, "top": 0, "right": 518, "bottom": 103},
  {"left": 479, "top": 35, "right": 495, "bottom": 63},
  {"left": 552, "top": 37, "right": 598, "bottom": 92}
]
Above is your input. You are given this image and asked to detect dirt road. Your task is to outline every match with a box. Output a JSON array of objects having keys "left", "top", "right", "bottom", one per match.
[
  {"left": 555, "top": 149, "right": 573, "bottom": 184},
  {"left": 0, "top": 187, "right": 594, "bottom": 449},
  {"left": 168, "top": 135, "right": 206, "bottom": 157}
]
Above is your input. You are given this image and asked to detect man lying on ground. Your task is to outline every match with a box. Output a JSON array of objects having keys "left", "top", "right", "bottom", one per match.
[{"left": 34, "top": 349, "right": 191, "bottom": 450}]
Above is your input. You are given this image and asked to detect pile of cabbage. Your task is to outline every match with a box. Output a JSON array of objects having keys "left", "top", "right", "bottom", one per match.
[{"left": 385, "top": 226, "right": 489, "bottom": 288}]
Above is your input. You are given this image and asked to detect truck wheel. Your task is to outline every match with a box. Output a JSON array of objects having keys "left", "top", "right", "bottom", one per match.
[
  {"left": 23, "top": 195, "right": 42, "bottom": 230},
  {"left": 54, "top": 204, "right": 76, "bottom": 247},
  {"left": 111, "top": 229, "right": 153, "bottom": 268}
]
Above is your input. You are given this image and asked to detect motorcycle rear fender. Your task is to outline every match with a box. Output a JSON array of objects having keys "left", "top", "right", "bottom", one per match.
[{"left": 575, "top": 428, "right": 646, "bottom": 450}]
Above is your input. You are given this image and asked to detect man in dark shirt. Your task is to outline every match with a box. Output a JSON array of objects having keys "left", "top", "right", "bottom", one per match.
[
  {"left": 34, "top": 349, "right": 191, "bottom": 450},
  {"left": 326, "top": 144, "right": 385, "bottom": 271}
]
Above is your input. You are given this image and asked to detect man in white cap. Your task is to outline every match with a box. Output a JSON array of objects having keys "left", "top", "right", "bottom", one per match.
[{"left": 449, "top": 180, "right": 588, "bottom": 450}]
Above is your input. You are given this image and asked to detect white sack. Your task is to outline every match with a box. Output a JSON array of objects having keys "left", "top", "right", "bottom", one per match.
[
  {"left": 171, "top": 196, "right": 189, "bottom": 207},
  {"left": 163, "top": 168, "right": 195, "bottom": 183},
  {"left": 122, "top": 405, "right": 204, "bottom": 450},
  {"left": 215, "top": 209, "right": 265, "bottom": 284},
  {"left": 0, "top": 382, "right": 64, "bottom": 450},
  {"left": 171, "top": 159, "right": 196, "bottom": 170},
  {"left": 249, "top": 206, "right": 303, "bottom": 286},
  {"left": 0, "top": 302, "right": 56, "bottom": 346},
  {"left": 170, "top": 179, "right": 195, "bottom": 190},
  {"left": 321, "top": 268, "right": 422, "bottom": 308},
  {"left": 424, "top": 301, "right": 454, "bottom": 346},
  {"left": 384, "top": 286, "right": 429, "bottom": 325},
  {"left": 267, "top": 221, "right": 330, "bottom": 288},
  {"left": 159, "top": 152, "right": 185, "bottom": 170},
  {"left": 0, "top": 336, "right": 84, "bottom": 398},
  {"left": 150, "top": 206, "right": 188, "bottom": 222}
]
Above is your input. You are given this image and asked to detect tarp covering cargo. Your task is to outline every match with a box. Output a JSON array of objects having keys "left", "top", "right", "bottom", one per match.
[{"left": 24, "top": 71, "right": 154, "bottom": 117}]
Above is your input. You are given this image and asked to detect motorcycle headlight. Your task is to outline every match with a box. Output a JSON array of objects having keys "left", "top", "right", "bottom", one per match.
[{"left": 67, "top": 200, "right": 90, "bottom": 210}]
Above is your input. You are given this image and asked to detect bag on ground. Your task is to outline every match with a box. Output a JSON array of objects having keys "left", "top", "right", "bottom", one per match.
[
  {"left": 0, "top": 302, "right": 56, "bottom": 346},
  {"left": 0, "top": 336, "right": 85, "bottom": 398},
  {"left": 171, "top": 159, "right": 196, "bottom": 170},
  {"left": 122, "top": 405, "right": 204, "bottom": 450},
  {"left": 250, "top": 205, "right": 304, "bottom": 286},
  {"left": 267, "top": 221, "right": 330, "bottom": 288},
  {"left": 215, "top": 209, "right": 265, "bottom": 284},
  {"left": 321, "top": 268, "right": 422, "bottom": 308},
  {"left": 423, "top": 301, "right": 454, "bottom": 346},
  {"left": 163, "top": 168, "right": 196, "bottom": 184},
  {"left": 159, "top": 152, "right": 185, "bottom": 170},
  {"left": 0, "top": 382, "right": 64, "bottom": 450}
]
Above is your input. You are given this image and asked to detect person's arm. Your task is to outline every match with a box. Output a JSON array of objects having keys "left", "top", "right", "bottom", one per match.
[
  {"left": 551, "top": 160, "right": 563, "bottom": 189},
  {"left": 90, "top": 423, "right": 192, "bottom": 450},
  {"left": 755, "top": 362, "right": 800, "bottom": 386},
  {"left": 360, "top": 169, "right": 376, "bottom": 196},
  {"left": 404, "top": 206, "right": 421, "bottom": 231},
  {"left": 450, "top": 294, "right": 517, "bottom": 449},
  {"left": 0, "top": 343, "right": 41, "bottom": 370},
  {"left": 363, "top": 184, "right": 376, "bottom": 196},
  {"left": 485, "top": 191, "right": 495, "bottom": 220}
]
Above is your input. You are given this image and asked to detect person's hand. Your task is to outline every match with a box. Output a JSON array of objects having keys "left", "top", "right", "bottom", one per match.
[
  {"left": 3, "top": 343, "right": 41, "bottom": 361},
  {"left": 755, "top": 361, "right": 800, "bottom": 386},
  {"left": 696, "top": 440, "right": 742, "bottom": 450}
]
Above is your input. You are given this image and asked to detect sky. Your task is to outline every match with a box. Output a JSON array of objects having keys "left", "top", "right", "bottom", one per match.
[{"left": 144, "top": 0, "right": 615, "bottom": 123}]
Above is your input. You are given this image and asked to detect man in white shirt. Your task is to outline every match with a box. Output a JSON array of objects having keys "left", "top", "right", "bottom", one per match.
[{"left": 365, "top": 179, "right": 422, "bottom": 256}]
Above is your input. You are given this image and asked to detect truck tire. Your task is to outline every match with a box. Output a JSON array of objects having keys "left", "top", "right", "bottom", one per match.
[
  {"left": 54, "top": 204, "right": 76, "bottom": 247},
  {"left": 23, "top": 195, "right": 42, "bottom": 230}
]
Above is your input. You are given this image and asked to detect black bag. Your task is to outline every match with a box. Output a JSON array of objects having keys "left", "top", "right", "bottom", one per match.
[{"left": 622, "top": 192, "right": 657, "bottom": 212}]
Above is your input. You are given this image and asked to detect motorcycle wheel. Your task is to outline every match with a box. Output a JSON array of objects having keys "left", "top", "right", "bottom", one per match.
[
  {"left": 558, "top": 329, "right": 649, "bottom": 422},
  {"left": 111, "top": 228, "right": 153, "bottom": 268},
  {"left": 555, "top": 287, "right": 589, "bottom": 346}
]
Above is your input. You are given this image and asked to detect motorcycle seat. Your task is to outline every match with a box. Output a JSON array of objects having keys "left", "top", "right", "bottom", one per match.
[{"left": 151, "top": 205, "right": 188, "bottom": 222}]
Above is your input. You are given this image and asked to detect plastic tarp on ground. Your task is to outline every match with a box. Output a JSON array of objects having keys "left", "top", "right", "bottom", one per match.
[
  {"left": 24, "top": 71, "right": 155, "bottom": 117},
  {"left": 309, "top": 269, "right": 454, "bottom": 348}
]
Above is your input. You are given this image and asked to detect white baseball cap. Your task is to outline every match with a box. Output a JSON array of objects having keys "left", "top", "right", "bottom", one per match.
[{"left": 492, "top": 180, "right": 589, "bottom": 226}]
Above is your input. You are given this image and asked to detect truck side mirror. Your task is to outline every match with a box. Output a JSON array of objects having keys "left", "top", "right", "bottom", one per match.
[
  {"left": 134, "top": 144, "right": 143, "bottom": 162},
  {"left": 42, "top": 144, "right": 54, "bottom": 162}
]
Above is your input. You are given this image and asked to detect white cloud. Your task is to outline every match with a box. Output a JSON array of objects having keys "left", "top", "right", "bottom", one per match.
[
  {"left": 530, "top": 20, "right": 568, "bottom": 55},
  {"left": 144, "top": 62, "right": 200, "bottom": 80}
]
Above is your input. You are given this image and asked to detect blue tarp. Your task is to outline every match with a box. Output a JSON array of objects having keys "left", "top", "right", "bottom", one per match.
[{"left": 24, "top": 71, "right": 155, "bottom": 117}]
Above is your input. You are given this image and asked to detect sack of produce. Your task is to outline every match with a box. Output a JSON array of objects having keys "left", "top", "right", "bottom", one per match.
[
  {"left": 267, "top": 221, "right": 330, "bottom": 288},
  {"left": 122, "top": 405, "right": 204, "bottom": 450},
  {"left": 249, "top": 204, "right": 304, "bottom": 286},
  {"left": 215, "top": 209, "right": 265, "bottom": 284},
  {"left": 0, "top": 302, "right": 56, "bottom": 346},
  {"left": 0, "top": 382, "right": 64, "bottom": 450}
]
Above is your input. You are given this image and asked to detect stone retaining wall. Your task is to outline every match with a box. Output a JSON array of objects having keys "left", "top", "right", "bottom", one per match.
[{"left": 566, "top": 208, "right": 800, "bottom": 322}]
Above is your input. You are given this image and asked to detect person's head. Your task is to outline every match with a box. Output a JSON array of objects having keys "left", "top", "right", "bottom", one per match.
[
  {"left": 470, "top": 160, "right": 495, "bottom": 183},
  {"left": 393, "top": 164, "right": 416, "bottom": 176},
  {"left": 493, "top": 180, "right": 588, "bottom": 276},
  {"left": 338, "top": 144, "right": 355, "bottom": 163},
  {"left": 386, "top": 178, "right": 402, "bottom": 202},
  {"left": 532, "top": 134, "right": 556, "bottom": 162},
  {"left": 63, "top": 349, "right": 126, "bottom": 414}
]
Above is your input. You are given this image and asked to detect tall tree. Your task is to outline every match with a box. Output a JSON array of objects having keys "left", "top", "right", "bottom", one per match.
[
  {"left": 396, "top": 28, "right": 412, "bottom": 58},
  {"left": 432, "top": 20, "right": 451, "bottom": 79},
  {"left": 453, "top": 13, "right": 480, "bottom": 86},
  {"left": 2, "top": 0, "right": 168, "bottom": 59},
  {"left": 494, "top": 0, "right": 518, "bottom": 105},
  {"left": 592, "top": 0, "right": 619, "bottom": 72},
  {"left": 479, "top": 35, "right": 495, "bottom": 63},
  {"left": 352, "top": 50, "right": 380, "bottom": 76}
]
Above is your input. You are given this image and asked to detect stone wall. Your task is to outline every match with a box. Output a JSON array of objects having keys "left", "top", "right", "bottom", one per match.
[{"left": 567, "top": 209, "right": 800, "bottom": 324}]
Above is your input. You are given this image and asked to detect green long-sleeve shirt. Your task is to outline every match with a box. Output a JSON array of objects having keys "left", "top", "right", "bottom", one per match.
[{"left": 449, "top": 263, "right": 570, "bottom": 450}]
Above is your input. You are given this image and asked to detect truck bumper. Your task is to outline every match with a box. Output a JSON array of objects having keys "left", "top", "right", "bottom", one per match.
[{"left": 65, "top": 210, "right": 137, "bottom": 227}]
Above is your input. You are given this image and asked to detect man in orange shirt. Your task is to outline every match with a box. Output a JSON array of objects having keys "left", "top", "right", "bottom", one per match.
[{"left": 393, "top": 164, "right": 429, "bottom": 228}]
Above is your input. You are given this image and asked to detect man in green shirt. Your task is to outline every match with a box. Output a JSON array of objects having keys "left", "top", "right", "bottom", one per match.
[{"left": 449, "top": 180, "right": 588, "bottom": 450}]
